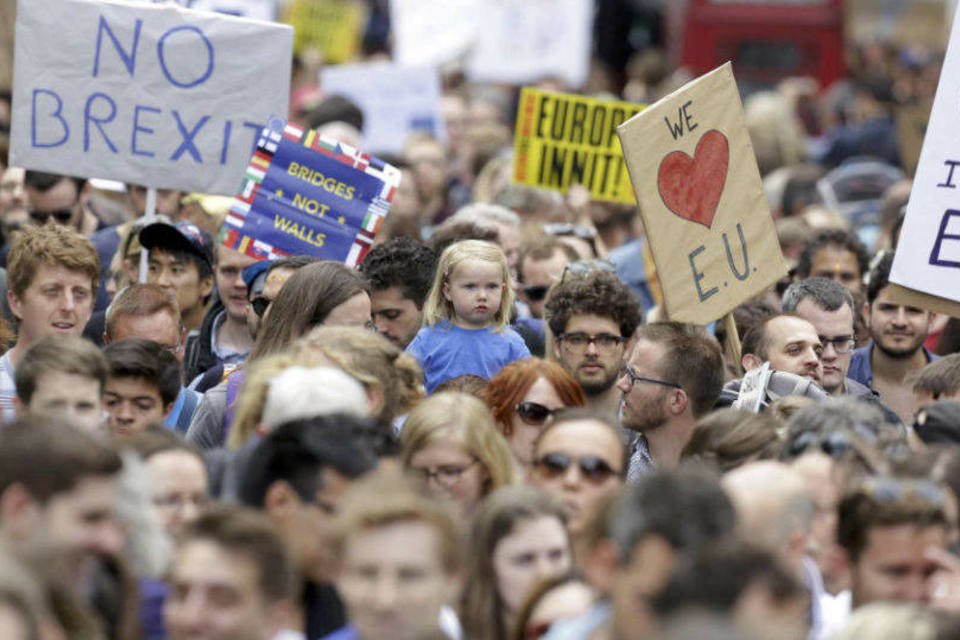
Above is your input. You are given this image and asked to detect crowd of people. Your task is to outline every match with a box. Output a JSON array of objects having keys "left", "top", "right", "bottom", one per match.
[{"left": 0, "top": 4, "right": 959, "bottom": 640}]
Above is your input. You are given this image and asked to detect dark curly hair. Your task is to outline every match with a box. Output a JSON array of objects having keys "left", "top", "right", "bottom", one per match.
[
  {"left": 865, "top": 250, "right": 894, "bottom": 305},
  {"left": 795, "top": 228, "right": 870, "bottom": 281},
  {"left": 544, "top": 270, "right": 643, "bottom": 339},
  {"left": 359, "top": 237, "right": 437, "bottom": 308}
]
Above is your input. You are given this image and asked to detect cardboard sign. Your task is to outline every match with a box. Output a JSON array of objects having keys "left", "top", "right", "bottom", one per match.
[
  {"left": 10, "top": 0, "right": 291, "bottom": 195},
  {"left": 617, "top": 63, "right": 787, "bottom": 324},
  {"left": 465, "top": 0, "right": 593, "bottom": 89},
  {"left": 885, "top": 283, "right": 960, "bottom": 320},
  {"left": 189, "top": 0, "right": 276, "bottom": 21},
  {"left": 223, "top": 117, "right": 400, "bottom": 267},
  {"left": 282, "top": 0, "right": 364, "bottom": 63},
  {"left": 320, "top": 63, "right": 445, "bottom": 155},
  {"left": 890, "top": 5, "right": 960, "bottom": 306},
  {"left": 390, "top": 0, "right": 478, "bottom": 68},
  {"left": 513, "top": 87, "right": 642, "bottom": 204}
]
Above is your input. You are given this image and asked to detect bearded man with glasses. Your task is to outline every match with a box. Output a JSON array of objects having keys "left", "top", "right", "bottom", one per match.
[
  {"left": 616, "top": 322, "right": 724, "bottom": 479},
  {"left": 545, "top": 269, "right": 642, "bottom": 422}
]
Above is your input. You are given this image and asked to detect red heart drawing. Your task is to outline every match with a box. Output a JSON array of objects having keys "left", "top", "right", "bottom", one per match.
[{"left": 657, "top": 129, "right": 729, "bottom": 228}]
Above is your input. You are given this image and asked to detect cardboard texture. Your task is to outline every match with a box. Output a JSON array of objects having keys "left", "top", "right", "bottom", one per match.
[
  {"left": 617, "top": 63, "right": 787, "bottom": 324},
  {"left": 890, "top": 3, "right": 960, "bottom": 305},
  {"left": 885, "top": 283, "right": 960, "bottom": 319},
  {"left": 10, "top": 0, "right": 292, "bottom": 195},
  {"left": 513, "top": 87, "right": 643, "bottom": 204},
  {"left": 895, "top": 100, "right": 931, "bottom": 178}
]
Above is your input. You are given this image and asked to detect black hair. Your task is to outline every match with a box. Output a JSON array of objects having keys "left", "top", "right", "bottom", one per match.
[
  {"left": 238, "top": 413, "right": 380, "bottom": 508},
  {"left": 865, "top": 251, "right": 894, "bottom": 305},
  {"left": 359, "top": 237, "right": 437, "bottom": 308},
  {"left": 795, "top": 228, "right": 870, "bottom": 281},
  {"left": 103, "top": 338, "right": 181, "bottom": 405}
]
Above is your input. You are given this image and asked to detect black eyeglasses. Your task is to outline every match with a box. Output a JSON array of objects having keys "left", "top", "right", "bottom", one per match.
[
  {"left": 516, "top": 401, "right": 558, "bottom": 426},
  {"left": 622, "top": 364, "right": 681, "bottom": 389},
  {"left": 819, "top": 335, "right": 856, "bottom": 355},
  {"left": 29, "top": 208, "right": 73, "bottom": 224},
  {"left": 249, "top": 296, "right": 271, "bottom": 318},
  {"left": 534, "top": 452, "right": 620, "bottom": 484},
  {"left": 411, "top": 459, "right": 479, "bottom": 488},
  {"left": 558, "top": 332, "right": 625, "bottom": 354},
  {"left": 522, "top": 285, "right": 550, "bottom": 302}
]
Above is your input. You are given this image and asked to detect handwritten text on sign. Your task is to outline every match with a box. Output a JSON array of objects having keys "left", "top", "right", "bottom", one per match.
[
  {"left": 10, "top": 0, "right": 292, "bottom": 195},
  {"left": 513, "top": 88, "right": 643, "bottom": 204},
  {"left": 891, "top": 3, "right": 960, "bottom": 304},
  {"left": 618, "top": 63, "right": 787, "bottom": 324}
]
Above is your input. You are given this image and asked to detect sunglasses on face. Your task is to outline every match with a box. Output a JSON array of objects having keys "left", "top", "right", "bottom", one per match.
[
  {"left": 29, "top": 208, "right": 73, "bottom": 224},
  {"left": 249, "top": 296, "right": 271, "bottom": 318},
  {"left": 522, "top": 285, "right": 550, "bottom": 302},
  {"left": 534, "top": 452, "right": 620, "bottom": 484},
  {"left": 516, "top": 401, "right": 557, "bottom": 426}
]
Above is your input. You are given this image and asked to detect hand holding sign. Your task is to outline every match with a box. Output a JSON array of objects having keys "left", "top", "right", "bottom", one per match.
[{"left": 618, "top": 63, "right": 787, "bottom": 325}]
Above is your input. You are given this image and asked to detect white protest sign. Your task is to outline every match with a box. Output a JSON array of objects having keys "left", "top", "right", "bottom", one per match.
[
  {"left": 390, "top": 0, "right": 479, "bottom": 67},
  {"left": 320, "top": 63, "right": 445, "bottom": 155},
  {"left": 890, "top": 3, "right": 960, "bottom": 304},
  {"left": 11, "top": 0, "right": 292, "bottom": 195},
  {"left": 465, "top": 0, "right": 593, "bottom": 89},
  {"left": 189, "top": 0, "right": 276, "bottom": 21}
]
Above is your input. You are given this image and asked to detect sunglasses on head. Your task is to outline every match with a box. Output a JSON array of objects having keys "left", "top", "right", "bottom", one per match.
[
  {"left": 516, "top": 401, "right": 557, "bottom": 426},
  {"left": 534, "top": 452, "right": 620, "bottom": 484},
  {"left": 29, "top": 208, "right": 73, "bottom": 224}
]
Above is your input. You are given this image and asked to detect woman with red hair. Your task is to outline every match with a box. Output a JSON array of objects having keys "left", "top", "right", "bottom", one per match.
[{"left": 483, "top": 358, "right": 586, "bottom": 470}]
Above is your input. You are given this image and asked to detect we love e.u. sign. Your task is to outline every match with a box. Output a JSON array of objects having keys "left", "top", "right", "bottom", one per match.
[{"left": 618, "top": 63, "right": 787, "bottom": 324}]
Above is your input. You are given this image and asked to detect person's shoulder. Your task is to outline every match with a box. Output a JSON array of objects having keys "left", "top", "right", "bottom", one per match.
[{"left": 320, "top": 626, "right": 359, "bottom": 640}]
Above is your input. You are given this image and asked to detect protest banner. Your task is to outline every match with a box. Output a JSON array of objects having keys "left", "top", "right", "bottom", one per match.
[
  {"left": 890, "top": 5, "right": 960, "bottom": 309},
  {"left": 513, "top": 88, "right": 643, "bottom": 204},
  {"left": 190, "top": 0, "right": 276, "bottom": 21},
  {"left": 617, "top": 63, "right": 788, "bottom": 325},
  {"left": 390, "top": 0, "right": 478, "bottom": 68},
  {"left": 282, "top": 0, "right": 364, "bottom": 63},
  {"left": 10, "top": 0, "right": 291, "bottom": 196},
  {"left": 223, "top": 116, "right": 401, "bottom": 267},
  {"left": 320, "top": 63, "right": 445, "bottom": 155},
  {"left": 465, "top": 0, "right": 593, "bottom": 89}
]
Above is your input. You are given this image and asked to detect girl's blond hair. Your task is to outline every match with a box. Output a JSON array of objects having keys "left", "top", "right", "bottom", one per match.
[{"left": 421, "top": 239, "right": 514, "bottom": 332}]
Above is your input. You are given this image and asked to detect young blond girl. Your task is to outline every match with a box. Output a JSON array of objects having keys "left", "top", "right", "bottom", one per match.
[{"left": 407, "top": 240, "right": 530, "bottom": 393}]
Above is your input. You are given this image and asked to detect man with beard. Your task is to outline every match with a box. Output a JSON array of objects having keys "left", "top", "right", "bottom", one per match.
[
  {"left": 545, "top": 269, "right": 643, "bottom": 421},
  {"left": 849, "top": 252, "right": 937, "bottom": 423},
  {"left": 617, "top": 322, "right": 724, "bottom": 477}
]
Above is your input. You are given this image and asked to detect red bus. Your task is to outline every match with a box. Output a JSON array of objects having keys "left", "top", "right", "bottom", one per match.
[{"left": 669, "top": 0, "right": 845, "bottom": 93}]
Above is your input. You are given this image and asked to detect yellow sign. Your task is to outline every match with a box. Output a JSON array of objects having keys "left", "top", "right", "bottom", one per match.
[
  {"left": 283, "top": 0, "right": 365, "bottom": 63},
  {"left": 617, "top": 63, "right": 787, "bottom": 325},
  {"left": 513, "top": 88, "right": 643, "bottom": 204}
]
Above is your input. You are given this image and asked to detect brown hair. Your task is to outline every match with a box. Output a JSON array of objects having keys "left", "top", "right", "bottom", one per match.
[
  {"left": 910, "top": 354, "right": 960, "bottom": 399},
  {"left": 104, "top": 283, "right": 180, "bottom": 341},
  {"left": 294, "top": 325, "right": 425, "bottom": 424},
  {"left": 682, "top": 409, "right": 783, "bottom": 473},
  {"left": 461, "top": 485, "right": 570, "bottom": 640},
  {"left": 544, "top": 269, "right": 642, "bottom": 340},
  {"left": 179, "top": 505, "right": 297, "bottom": 603},
  {"left": 0, "top": 417, "right": 122, "bottom": 504},
  {"left": 483, "top": 358, "right": 585, "bottom": 438},
  {"left": 633, "top": 322, "right": 725, "bottom": 418},
  {"left": 14, "top": 335, "right": 107, "bottom": 404},
  {"left": 249, "top": 261, "right": 370, "bottom": 361},
  {"left": 331, "top": 468, "right": 462, "bottom": 573},
  {"left": 7, "top": 224, "right": 99, "bottom": 298}
]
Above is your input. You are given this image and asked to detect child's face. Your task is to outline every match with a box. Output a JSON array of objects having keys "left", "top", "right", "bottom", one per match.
[{"left": 443, "top": 259, "right": 504, "bottom": 329}]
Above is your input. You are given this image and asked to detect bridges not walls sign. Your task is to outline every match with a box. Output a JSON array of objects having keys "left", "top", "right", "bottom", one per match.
[{"left": 10, "top": 0, "right": 292, "bottom": 195}]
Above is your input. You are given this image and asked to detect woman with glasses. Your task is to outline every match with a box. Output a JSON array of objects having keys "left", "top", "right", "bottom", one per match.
[
  {"left": 461, "top": 486, "right": 573, "bottom": 640},
  {"left": 401, "top": 392, "right": 517, "bottom": 515},
  {"left": 483, "top": 358, "right": 586, "bottom": 470}
]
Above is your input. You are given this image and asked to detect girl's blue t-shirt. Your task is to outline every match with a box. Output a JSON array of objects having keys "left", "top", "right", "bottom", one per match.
[{"left": 406, "top": 320, "right": 531, "bottom": 393}]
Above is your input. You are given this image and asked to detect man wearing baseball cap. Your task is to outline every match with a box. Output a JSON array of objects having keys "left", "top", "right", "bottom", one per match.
[{"left": 139, "top": 221, "right": 214, "bottom": 334}]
